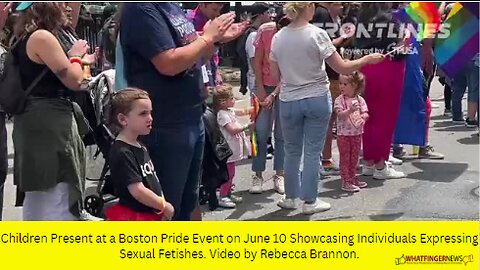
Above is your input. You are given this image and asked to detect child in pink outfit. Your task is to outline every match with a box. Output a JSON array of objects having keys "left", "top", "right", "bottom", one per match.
[
  {"left": 334, "top": 72, "right": 369, "bottom": 192},
  {"left": 214, "top": 84, "right": 255, "bottom": 208}
]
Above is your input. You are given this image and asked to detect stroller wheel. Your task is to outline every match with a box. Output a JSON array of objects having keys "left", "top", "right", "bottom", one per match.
[{"left": 84, "top": 195, "right": 104, "bottom": 217}]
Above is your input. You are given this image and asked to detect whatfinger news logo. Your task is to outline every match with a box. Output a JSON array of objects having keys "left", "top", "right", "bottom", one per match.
[{"left": 395, "top": 254, "right": 474, "bottom": 266}]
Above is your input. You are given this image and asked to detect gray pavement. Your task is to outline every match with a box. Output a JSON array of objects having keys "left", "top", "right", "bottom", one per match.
[{"left": 1, "top": 79, "right": 479, "bottom": 221}]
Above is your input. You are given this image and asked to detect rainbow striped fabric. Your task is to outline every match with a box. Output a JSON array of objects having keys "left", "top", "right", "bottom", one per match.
[
  {"left": 250, "top": 95, "right": 261, "bottom": 157},
  {"left": 434, "top": 2, "right": 479, "bottom": 78},
  {"left": 405, "top": 2, "right": 442, "bottom": 41}
]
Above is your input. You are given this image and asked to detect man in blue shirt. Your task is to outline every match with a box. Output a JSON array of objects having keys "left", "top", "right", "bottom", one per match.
[{"left": 120, "top": 2, "right": 236, "bottom": 220}]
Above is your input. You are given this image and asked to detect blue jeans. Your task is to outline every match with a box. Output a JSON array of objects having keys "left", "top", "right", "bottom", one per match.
[
  {"left": 251, "top": 86, "right": 285, "bottom": 172},
  {"left": 280, "top": 95, "right": 332, "bottom": 202},
  {"left": 452, "top": 61, "right": 479, "bottom": 121},
  {"left": 142, "top": 120, "right": 205, "bottom": 221}
]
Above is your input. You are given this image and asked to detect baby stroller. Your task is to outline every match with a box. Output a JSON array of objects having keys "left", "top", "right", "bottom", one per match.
[{"left": 73, "top": 70, "right": 117, "bottom": 217}]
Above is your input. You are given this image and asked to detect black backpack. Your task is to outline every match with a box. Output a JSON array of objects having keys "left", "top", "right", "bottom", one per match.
[
  {"left": 235, "top": 26, "right": 257, "bottom": 64},
  {"left": 0, "top": 36, "right": 48, "bottom": 115}
]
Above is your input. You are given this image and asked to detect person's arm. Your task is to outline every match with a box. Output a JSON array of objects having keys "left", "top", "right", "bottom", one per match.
[
  {"left": 269, "top": 59, "right": 281, "bottom": 89},
  {"left": 326, "top": 51, "right": 384, "bottom": 75},
  {"left": 27, "top": 30, "right": 86, "bottom": 90},
  {"left": 360, "top": 97, "right": 369, "bottom": 121},
  {"left": 245, "top": 31, "right": 257, "bottom": 75},
  {"left": 151, "top": 37, "right": 216, "bottom": 76},
  {"left": 223, "top": 121, "right": 254, "bottom": 135},
  {"left": 112, "top": 146, "right": 174, "bottom": 219},
  {"left": 151, "top": 12, "right": 235, "bottom": 76},
  {"left": 421, "top": 38, "right": 434, "bottom": 75},
  {"left": 334, "top": 98, "right": 352, "bottom": 120},
  {"left": 124, "top": 4, "right": 234, "bottom": 77},
  {"left": 200, "top": 20, "right": 225, "bottom": 61},
  {"left": 218, "top": 110, "right": 254, "bottom": 135},
  {"left": 253, "top": 30, "right": 267, "bottom": 100},
  {"left": 127, "top": 182, "right": 166, "bottom": 212},
  {"left": 67, "top": 2, "right": 81, "bottom": 29},
  {"left": 232, "top": 107, "right": 253, "bottom": 116},
  {"left": 332, "top": 36, "right": 346, "bottom": 47}
]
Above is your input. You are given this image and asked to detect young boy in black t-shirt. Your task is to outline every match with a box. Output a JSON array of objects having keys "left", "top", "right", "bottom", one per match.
[{"left": 105, "top": 88, "right": 174, "bottom": 220}]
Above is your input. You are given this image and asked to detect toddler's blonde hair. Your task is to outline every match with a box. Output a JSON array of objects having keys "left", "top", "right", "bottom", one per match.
[
  {"left": 342, "top": 71, "right": 365, "bottom": 96},
  {"left": 213, "top": 83, "right": 234, "bottom": 110}
]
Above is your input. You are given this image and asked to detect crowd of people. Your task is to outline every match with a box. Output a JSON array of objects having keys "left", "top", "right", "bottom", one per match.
[{"left": 0, "top": 2, "right": 477, "bottom": 221}]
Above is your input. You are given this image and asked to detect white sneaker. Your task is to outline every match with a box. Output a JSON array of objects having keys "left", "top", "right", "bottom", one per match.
[
  {"left": 362, "top": 165, "right": 375, "bottom": 176},
  {"left": 273, "top": 175, "right": 285, "bottom": 194},
  {"left": 277, "top": 197, "right": 297, "bottom": 209},
  {"left": 218, "top": 197, "right": 236, "bottom": 208},
  {"left": 79, "top": 210, "right": 104, "bottom": 221},
  {"left": 388, "top": 155, "right": 403, "bottom": 165},
  {"left": 302, "top": 199, "right": 331, "bottom": 215},
  {"left": 249, "top": 175, "right": 263, "bottom": 194},
  {"left": 373, "top": 164, "right": 406, "bottom": 180}
]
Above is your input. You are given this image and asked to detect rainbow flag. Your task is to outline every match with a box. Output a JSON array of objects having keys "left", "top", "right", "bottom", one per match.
[
  {"left": 250, "top": 94, "right": 261, "bottom": 157},
  {"left": 434, "top": 2, "right": 479, "bottom": 78},
  {"left": 405, "top": 2, "right": 441, "bottom": 41}
]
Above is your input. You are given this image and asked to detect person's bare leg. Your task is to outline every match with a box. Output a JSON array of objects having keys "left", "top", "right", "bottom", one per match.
[
  {"left": 467, "top": 101, "right": 478, "bottom": 120},
  {"left": 375, "top": 160, "right": 386, "bottom": 170},
  {"left": 364, "top": 160, "right": 374, "bottom": 167},
  {"left": 322, "top": 126, "right": 333, "bottom": 161}
]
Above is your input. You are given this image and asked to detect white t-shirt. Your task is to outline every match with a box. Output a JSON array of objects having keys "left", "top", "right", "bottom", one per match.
[
  {"left": 245, "top": 31, "right": 257, "bottom": 91},
  {"left": 270, "top": 24, "right": 336, "bottom": 102},
  {"left": 217, "top": 109, "right": 251, "bottom": 163}
]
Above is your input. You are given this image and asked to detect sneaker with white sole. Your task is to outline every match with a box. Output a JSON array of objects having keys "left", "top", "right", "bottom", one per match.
[
  {"left": 388, "top": 155, "right": 403, "bottom": 165},
  {"left": 352, "top": 177, "right": 368, "bottom": 188},
  {"left": 342, "top": 183, "right": 360, "bottom": 192},
  {"left": 465, "top": 118, "right": 479, "bottom": 128},
  {"left": 273, "top": 175, "right": 285, "bottom": 194},
  {"left": 249, "top": 175, "right": 263, "bottom": 194},
  {"left": 321, "top": 160, "right": 341, "bottom": 176},
  {"left": 302, "top": 199, "right": 331, "bottom": 215},
  {"left": 79, "top": 210, "right": 104, "bottom": 221},
  {"left": 452, "top": 119, "right": 465, "bottom": 125},
  {"left": 362, "top": 165, "right": 375, "bottom": 176},
  {"left": 218, "top": 197, "right": 236, "bottom": 208},
  {"left": 418, "top": 145, "right": 445, "bottom": 160},
  {"left": 277, "top": 197, "right": 297, "bottom": 209},
  {"left": 373, "top": 164, "right": 405, "bottom": 180}
]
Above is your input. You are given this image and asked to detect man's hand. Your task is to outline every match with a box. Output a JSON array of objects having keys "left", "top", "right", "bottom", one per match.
[
  {"left": 220, "top": 21, "right": 248, "bottom": 43},
  {"left": 0, "top": 2, "right": 13, "bottom": 31}
]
